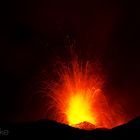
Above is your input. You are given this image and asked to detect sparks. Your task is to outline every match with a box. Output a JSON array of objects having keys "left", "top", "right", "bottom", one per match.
[
  {"left": 62, "top": 59, "right": 101, "bottom": 128},
  {"left": 44, "top": 51, "right": 125, "bottom": 130}
]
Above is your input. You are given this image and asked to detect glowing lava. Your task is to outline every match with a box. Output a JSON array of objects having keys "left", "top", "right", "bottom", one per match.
[
  {"left": 46, "top": 57, "right": 102, "bottom": 128},
  {"left": 45, "top": 54, "right": 125, "bottom": 130},
  {"left": 67, "top": 92, "right": 96, "bottom": 126}
]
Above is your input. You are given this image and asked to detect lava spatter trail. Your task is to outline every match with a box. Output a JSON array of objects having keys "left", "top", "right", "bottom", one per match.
[{"left": 43, "top": 50, "right": 125, "bottom": 130}]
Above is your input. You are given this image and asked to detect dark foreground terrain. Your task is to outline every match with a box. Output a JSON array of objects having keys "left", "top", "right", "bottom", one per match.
[{"left": 0, "top": 117, "right": 140, "bottom": 139}]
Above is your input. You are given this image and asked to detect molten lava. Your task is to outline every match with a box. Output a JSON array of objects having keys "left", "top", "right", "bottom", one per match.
[
  {"left": 45, "top": 55, "right": 125, "bottom": 130},
  {"left": 67, "top": 92, "right": 96, "bottom": 126}
]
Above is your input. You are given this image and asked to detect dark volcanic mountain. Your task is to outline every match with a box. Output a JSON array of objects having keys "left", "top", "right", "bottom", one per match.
[{"left": 0, "top": 117, "right": 140, "bottom": 139}]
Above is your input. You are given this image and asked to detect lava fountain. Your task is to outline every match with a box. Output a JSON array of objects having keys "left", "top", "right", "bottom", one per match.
[{"left": 44, "top": 52, "right": 125, "bottom": 130}]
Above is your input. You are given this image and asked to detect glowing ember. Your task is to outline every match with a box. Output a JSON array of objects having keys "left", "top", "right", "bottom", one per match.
[{"left": 44, "top": 52, "right": 125, "bottom": 130}]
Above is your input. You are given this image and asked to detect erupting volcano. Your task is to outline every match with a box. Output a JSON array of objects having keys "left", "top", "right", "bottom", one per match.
[{"left": 44, "top": 50, "right": 125, "bottom": 130}]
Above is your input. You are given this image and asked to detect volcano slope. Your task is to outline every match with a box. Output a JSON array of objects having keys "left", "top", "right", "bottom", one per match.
[{"left": 0, "top": 117, "right": 140, "bottom": 139}]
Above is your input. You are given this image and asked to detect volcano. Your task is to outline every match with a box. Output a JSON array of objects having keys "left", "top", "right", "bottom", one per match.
[
  {"left": 43, "top": 51, "right": 126, "bottom": 130},
  {"left": 1, "top": 117, "right": 140, "bottom": 139}
]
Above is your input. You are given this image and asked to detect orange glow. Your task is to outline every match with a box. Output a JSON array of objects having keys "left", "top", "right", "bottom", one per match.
[
  {"left": 67, "top": 92, "right": 96, "bottom": 126},
  {"left": 46, "top": 54, "right": 125, "bottom": 130}
]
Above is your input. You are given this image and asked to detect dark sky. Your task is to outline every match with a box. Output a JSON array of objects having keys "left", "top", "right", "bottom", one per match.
[{"left": 0, "top": 0, "right": 140, "bottom": 122}]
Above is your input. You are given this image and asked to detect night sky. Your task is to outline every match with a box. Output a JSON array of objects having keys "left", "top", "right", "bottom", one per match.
[{"left": 0, "top": 0, "right": 140, "bottom": 122}]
